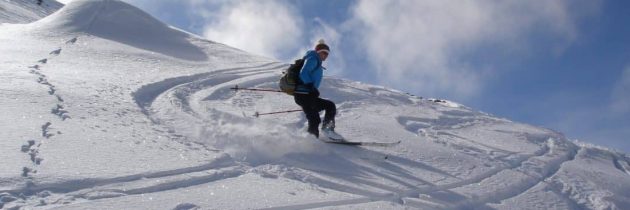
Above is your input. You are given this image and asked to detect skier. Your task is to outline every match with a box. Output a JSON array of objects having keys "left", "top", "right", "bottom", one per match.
[{"left": 294, "top": 39, "right": 340, "bottom": 140}]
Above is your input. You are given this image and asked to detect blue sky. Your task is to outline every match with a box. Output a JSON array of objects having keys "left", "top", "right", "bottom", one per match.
[{"left": 59, "top": 0, "right": 629, "bottom": 152}]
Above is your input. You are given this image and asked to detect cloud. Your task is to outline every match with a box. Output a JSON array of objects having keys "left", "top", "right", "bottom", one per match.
[
  {"left": 346, "top": 0, "right": 598, "bottom": 99},
  {"left": 611, "top": 66, "right": 630, "bottom": 114},
  {"left": 300, "top": 18, "right": 345, "bottom": 75},
  {"left": 120, "top": 0, "right": 341, "bottom": 62},
  {"left": 198, "top": 1, "right": 304, "bottom": 59},
  {"left": 119, "top": 0, "right": 598, "bottom": 100}
]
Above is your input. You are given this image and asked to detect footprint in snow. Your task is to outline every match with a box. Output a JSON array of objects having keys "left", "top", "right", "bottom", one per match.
[
  {"left": 172, "top": 203, "right": 200, "bottom": 210},
  {"left": 47, "top": 86, "right": 56, "bottom": 95},
  {"left": 22, "top": 167, "right": 35, "bottom": 177},
  {"left": 52, "top": 104, "right": 70, "bottom": 120},
  {"left": 49, "top": 49, "right": 61, "bottom": 55},
  {"left": 42, "top": 122, "right": 53, "bottom": 138},
  {"left": 66, "top": 37, "right": 78, "bottom": 44},
  {"left": 29, "top": 149, "right": 42, "bottom": 165},
  {"left": 37, "top": 77, "right": 50, "bottom": 85},
  {"left": 38, "top": 59, "right": 47, "bottom": 64},
  {"left": 21, "top": 140, "right": 36, "bottom": 153}
]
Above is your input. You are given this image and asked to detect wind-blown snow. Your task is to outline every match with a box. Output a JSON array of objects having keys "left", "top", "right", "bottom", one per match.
[{"left": 1, "top": 0, "right": 629, "bottom": 209}]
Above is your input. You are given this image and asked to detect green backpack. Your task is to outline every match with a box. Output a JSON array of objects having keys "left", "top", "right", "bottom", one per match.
[{"left": 279, "top": 58, "right": 305, "bottom": 95}]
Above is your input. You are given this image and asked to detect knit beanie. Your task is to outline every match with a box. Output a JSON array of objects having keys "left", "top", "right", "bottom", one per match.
[{"left": 314, "top": 39, "right": 330, "bottom": 54}]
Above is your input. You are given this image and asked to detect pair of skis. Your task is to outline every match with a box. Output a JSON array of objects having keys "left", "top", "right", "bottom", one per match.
[{"left": 320, "top": 132, "right": 400, "bottom": 147}]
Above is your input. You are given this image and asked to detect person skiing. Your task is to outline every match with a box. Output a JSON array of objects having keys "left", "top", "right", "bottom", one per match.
[{"left": 294, "top": 39, "right": 339, "bottom": 139}]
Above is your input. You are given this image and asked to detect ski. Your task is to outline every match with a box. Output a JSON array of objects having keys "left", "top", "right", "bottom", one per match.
[{"left": 320, "top": 139, "right": 401, "bottom": 147}]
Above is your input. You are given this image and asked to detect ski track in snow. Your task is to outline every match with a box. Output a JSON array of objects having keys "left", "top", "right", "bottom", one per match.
[
  {"left": 2, "top": 35, "right": 590, "bottom": 209},
  {"left": 126, "top": 60, "right": 584, "bottom": 209},
  {"left": 2, "top": 33, "right": 621, "bottom": 210},
  {"left": 3, "top": 154, "right": 243, "bottom": 207},
  {"left": 261, "top": 138, "right": 579, "bottom": 209}
]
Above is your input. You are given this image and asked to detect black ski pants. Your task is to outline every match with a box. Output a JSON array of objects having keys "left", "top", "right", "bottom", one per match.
[{"left": 294, "top": 93, "right": 336, "bottom": 137}]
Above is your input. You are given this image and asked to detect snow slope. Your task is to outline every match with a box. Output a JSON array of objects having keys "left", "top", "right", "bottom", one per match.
[
  {"left": 0, "top": 0, "right": 62, "bottom": 24},
  {"left": 1, "top": 0, "right": 629, "bottom": 209}
]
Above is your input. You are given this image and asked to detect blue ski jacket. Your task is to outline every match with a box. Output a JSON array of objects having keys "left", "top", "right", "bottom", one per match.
[{"left": 295, "top": 50, "right": 323, "bottom": 94}]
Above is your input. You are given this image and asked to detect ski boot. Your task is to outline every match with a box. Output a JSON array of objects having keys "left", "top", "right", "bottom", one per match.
[{"left": 322, "top": 121, "right": 343, "bottom": 141}]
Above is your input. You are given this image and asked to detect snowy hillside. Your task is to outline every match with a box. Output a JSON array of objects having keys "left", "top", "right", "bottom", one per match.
[
  {"left": 0, "top": 0, "right": 62, "bottom": 24},
  {"left": 1, "top": 0, "right": 630, "bottom": 209}
]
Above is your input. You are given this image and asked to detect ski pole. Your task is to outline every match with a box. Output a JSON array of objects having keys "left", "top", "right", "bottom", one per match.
[
  {"left": 254, "top": 109, "right": 303, "bottom": 117},
  {"left": 231, "top": 85, "right": 284, "bottom": 93}
]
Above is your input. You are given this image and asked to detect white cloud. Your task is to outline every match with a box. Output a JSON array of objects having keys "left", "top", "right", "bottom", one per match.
[
  {"left": 297, "top": 18, "right": 345, "bottom": 75},
  {"left": 117, "top": 0, "right": 598, "bottom": 99},
  {"left": 612, "top": 66, "right": 630, "bottom": 114},
  {"left": 121, "top": 0, "right": 339, "bottom": 62},
  {"left": 199, "top": 1, "right": 304, "bottom": 59},
  {"left": 347, "top": 0, "right": 599, "bottom": 99}
]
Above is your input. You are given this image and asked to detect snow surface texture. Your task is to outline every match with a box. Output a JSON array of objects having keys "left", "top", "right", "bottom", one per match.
[
  {"left": 0, "top": 0, "right": 62, "bottom": 24},
  {"left": 1, "top": 0, "right": 629, "bottom": 209}
]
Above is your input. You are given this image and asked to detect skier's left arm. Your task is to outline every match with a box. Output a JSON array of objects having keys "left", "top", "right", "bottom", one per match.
[{"left": 299, "top": 54, "right": 320, "bottom": 91}]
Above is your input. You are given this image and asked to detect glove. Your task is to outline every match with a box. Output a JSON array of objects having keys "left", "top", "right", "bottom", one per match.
[{"left": 312, "top": 88, "right": 320, "bottom": 98}]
